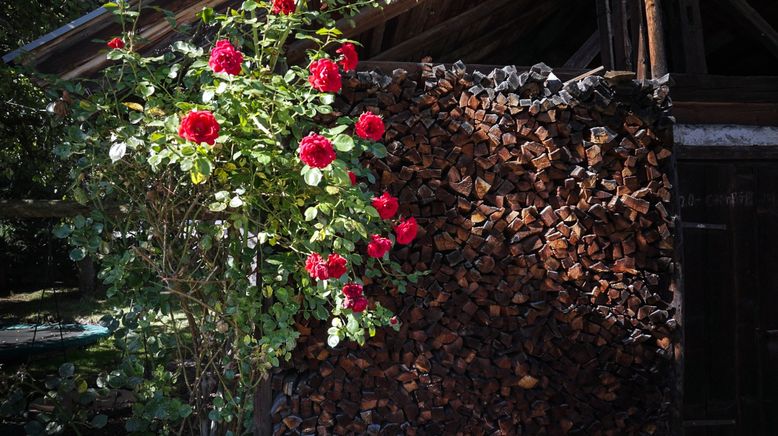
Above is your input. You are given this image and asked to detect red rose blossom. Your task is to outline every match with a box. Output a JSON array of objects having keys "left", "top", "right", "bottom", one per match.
[
  {"left": 372, "top": 192, "right": 399, "bottom": 220},
  {"left": 298, "top": 133, "right": 336, "bottom": 168},
  {"left": 178, "top": 110, "right": 220, "bottom": 145},
  {"left": 336, "top": 43, "right": 358, "bottom": 72},
  {"left": 208, "top": 40, "right": 243, "bottom": 76},
  {"left": 389, "top": 316, "right": 399, "bottom": 325},
  {"left": 348, "top": 171, "right": 357, "bottom": 186},
  {"left": 305, "top": 253, "right": 329, "bottom": 281},
  {"left": 327, "top": 253, "right": 348, "bottom": 279},
  {"left": 341, "top": 282, "right": 363, "bottom": 299},
  {"left": 366, "top": 234, "right": 392, "bottom": 258},
  {"left": 349, "top": 296, "right": 368, "bottom": 313},
  {"left": 107, "top": 38, "right": 125, "bottom": 49},
  {"left": 308, "top": 59, "right": 342, "bottom": 93},
  {"left": 394, "top": 217, "right": 418, "bottom": 245},
  {"left": 355, "top": 112, "right": 385, "bottom": 141},
  {"left": 271, "top": 0, "right": 295, "bottom": 14}
]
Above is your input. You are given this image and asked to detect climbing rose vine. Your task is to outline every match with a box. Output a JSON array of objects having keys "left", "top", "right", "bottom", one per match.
[{"left": 46, "top": 0, "right": 421, "bottom": 434}]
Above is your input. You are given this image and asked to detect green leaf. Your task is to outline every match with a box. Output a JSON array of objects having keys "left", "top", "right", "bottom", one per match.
[
  {"left": 198, "top": 7, "right": 214, "bottom": 23},
  {"left": 52, "top": 224, "right": 72, "bottom": 239},
  {"left": 69, "top": 248, "right": 86, "bottom": 262},
  {"left": 91, "top": 415, "right": 108, "bottom": 429},
  {"left": 136, "top": 81, "right": 155, "bottom": 98},
  {"left": 304, "top": 207, "right": 318, "bottom": 221},
  {"left": 106, "top": 50, "right": 123, "bottom": 60},
  {"left": 229, "top": 196, "right": 243, "bottom": 208},
  {"left": 319, "top": 94, "right": 335, "bottom": 105},
  {"left": 371, "top": 142, "right": 387, "bottom": 158},
  {"left": 103, "top": 2, "right": 119, "bottom": 9},
  {"left": 242, "top": 0, "right": 257, "bottom": 11},
  {"left": 59, "top": 362, "right": 75, "bottom": 378},
  {"left": 327, "top": 335, "right": 340, "bottom": 347},
  {"left": 203, "top": 89, "right": 215, "bottom": 103},
  {"left": 190, "top": 157, "right": 213, "bottom": 185},
  {"left": 303, "top": 168, "right": 322, "bottom": 186},
  {"left": 332, "top": 134, "right": 354, "bottom": 152},
  {"left": 327, "top": 124, "right": 348, "bottom": 135}
]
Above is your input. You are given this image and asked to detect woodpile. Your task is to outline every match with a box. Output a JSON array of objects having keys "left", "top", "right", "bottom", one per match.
[{"left": 271, "top": 62, "right": 676, "bottom": 435}]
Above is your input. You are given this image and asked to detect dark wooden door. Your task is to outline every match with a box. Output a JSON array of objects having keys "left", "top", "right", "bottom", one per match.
[{"left": 678, "top": 158, "right": 778, "bottom": 436}]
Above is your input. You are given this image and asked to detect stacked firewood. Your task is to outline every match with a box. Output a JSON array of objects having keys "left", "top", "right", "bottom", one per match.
[{"left": 271, "top": 62, "right": 676, "bottom": 435}]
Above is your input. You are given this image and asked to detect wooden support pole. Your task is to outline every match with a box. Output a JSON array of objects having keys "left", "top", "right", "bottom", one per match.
[
  {"left": 678, "top": 0, "right": 707, "bottom": 73},
  {"left": 645, "top": 0, "right": 668, "bottom": 77},
  {"left": 596, "top": 0, "right": 615, "bottom": 69},
  {"left": 633, "top": 0, "right": 650, "bottom": 80}
]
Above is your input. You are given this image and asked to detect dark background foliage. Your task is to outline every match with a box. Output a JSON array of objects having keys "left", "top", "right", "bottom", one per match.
[{"left": 0, "top": 1, "right": 101, "bottom": 293}]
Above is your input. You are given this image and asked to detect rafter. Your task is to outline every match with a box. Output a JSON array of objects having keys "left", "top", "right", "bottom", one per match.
[
  {"left": 717, "top": 0, "right": 778, "bottom": 60},
  {"left": 564, "top": 31, "right": 601, "bottom": 68},
  {"left": 285, "top": 0, "right": 429, "bottom": 64},
  {"left": 369, "top": 0, "right": 517, "bottom": 61}
]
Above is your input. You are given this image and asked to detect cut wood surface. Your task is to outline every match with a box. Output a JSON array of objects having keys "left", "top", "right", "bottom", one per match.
[{"left": 269, "top": 61, "right": 677, "bottom": 435}]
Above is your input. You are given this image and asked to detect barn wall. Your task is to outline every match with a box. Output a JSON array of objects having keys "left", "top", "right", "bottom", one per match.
[{"left": 271, "top": 63, "right": 677, "bottom": 435}]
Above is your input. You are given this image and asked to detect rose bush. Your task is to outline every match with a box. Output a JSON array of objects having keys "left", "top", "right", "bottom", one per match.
[{"left": 36, "top": 0, "right": 423, "bottom": 434}]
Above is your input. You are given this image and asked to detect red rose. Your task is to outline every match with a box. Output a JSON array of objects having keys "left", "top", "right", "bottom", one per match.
[
  {"left": 366, "top": 234, "right": 392, "bottom": 258},
  {"left": 107, "top": 38, "right": 125, "bottom": 49},
  {"left": 348, "top": 171, "right": 357, "bottom": 186},
  {"left": 308, "top": 59, "right": 342, "bottom": 93},
  {"left": 394, "top": 217, "right": 418, "bottom": 245},
  {"left": 336, "top": 43, "right": 358, "bottom": 72},
  {"left": 327, "top": 253, "right": 348, "bottom": 279},
  {"left": 298, "top": 133, "right": 336, "bottom": 168},
  {"left": 341, "top": 282, "right": 363, "bottom": 299},
  {"left": 178, "top": 110, "right": 220, "bottom": 145},
  {"left": 349, "top": 296, "right": 368, "bottom": 313},
  {"left": 389, "top": 316, "right": 399, "bottom": 325},
  {"left": 354, "top": 112, "right": 385, "bottom": 141},
  {"left": 305, "top": 253, "right": 329, "bottom": 280},
  {"left": 208, "top": 40, "right": 243, "bottom": 76},
  {"left": 372, "top": 192, "right": 399, "bottom": 220},
  {"left": 271, "top": 0, "right": 295, "bottom": 14}
]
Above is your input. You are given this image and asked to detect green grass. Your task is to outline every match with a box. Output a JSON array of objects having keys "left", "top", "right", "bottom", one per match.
[{"left": 0, "top": 287, "right": 111, "bottom": 325}]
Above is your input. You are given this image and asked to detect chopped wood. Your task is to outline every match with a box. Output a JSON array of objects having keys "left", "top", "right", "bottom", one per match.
[{"left": 275, "top": 61, "right": 676, "bottom": 435}]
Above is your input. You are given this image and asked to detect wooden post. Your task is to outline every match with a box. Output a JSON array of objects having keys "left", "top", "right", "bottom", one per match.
[
  {"left": 632, "top": 0, "right": 650, "bottom": 80},
  {"left": 678, "top": 0, "right": 707, "bottom": 73},
  {"left": 644, "top": 0, "right": 668, "bottom": 77},
  {"left": 596, "top": 0, "right": 615, "bottom": 69}
]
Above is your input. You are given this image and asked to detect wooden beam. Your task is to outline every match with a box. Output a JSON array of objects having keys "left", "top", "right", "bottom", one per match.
[
  {"left": 674, "top": 123, "right": 778, "bottom": 146},
  {"left": 0, "top": 200, "right": 100, "bottom": 219},
  {"left": 563, "top": 30, "right": 601, "bottom": 68},
  {"left": 673, "top": 101, "right": 778, "bottom": 126},
  {"left": 644, "top": 0, "right": 668, "bottom": 77},
  {"left": 369, "top": 0, "right": 515, "bottom": 61},
  {"left": 677, "top": 145, "right": 778, "bottom": 160},
  {"left": 670, "top": 73, "right": 778, "bottom": 102},
  {"left": 678, "top": 0, "right": 707, "bottom": 73},
  {"left": 58, "top": 0, "right": 236, "bottom": 79},
  {"left": 718, "top": 0, "right": 778, "bottom": 61},
  {"left": 595, "top": 0, "right": 615, "bottom": 69},
  {"left": 286, "top": 0, "right": 429, "bottom": 64}
]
